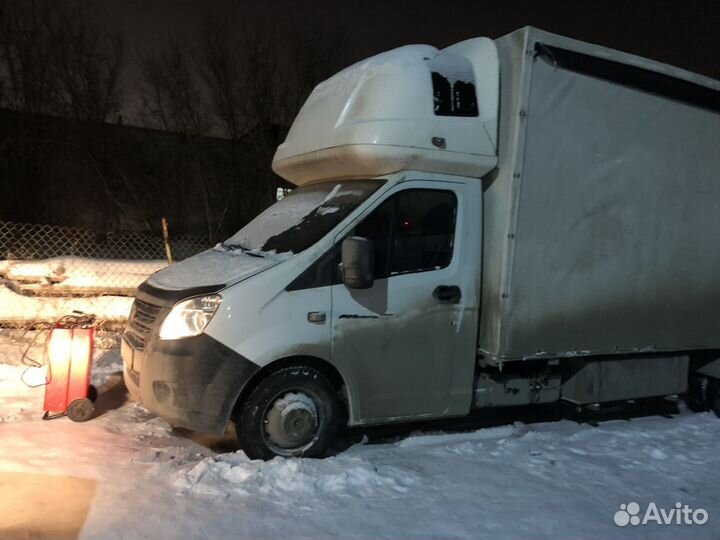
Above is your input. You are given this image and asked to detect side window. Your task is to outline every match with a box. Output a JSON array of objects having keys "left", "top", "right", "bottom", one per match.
[
  {"left": 353, "top": 188, "right": 457, "bottom": 278},
  {"left": 353, "top": 197, "right": 394, "bottom": 279},
  {"left": 389, "top": 190, "right": 456, "bottom": 275},
  {"left": 286, "top": 188, "right": 458, "bottom": 291}
]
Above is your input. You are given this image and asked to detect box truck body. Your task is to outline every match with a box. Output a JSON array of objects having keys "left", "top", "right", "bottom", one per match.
[
  {"left": 484, "top": 30, "right": 720, "bottom": 363},
  {"left": 122, "top": 27, "right": 720, "bottom": 459}
]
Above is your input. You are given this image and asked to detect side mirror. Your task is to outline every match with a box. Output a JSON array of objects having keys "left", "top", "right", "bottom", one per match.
[{"left": 340, "top": 237, "right": 374, "bottom": 289}]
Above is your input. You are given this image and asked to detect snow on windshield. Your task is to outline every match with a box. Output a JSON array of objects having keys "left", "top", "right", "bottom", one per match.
[{"left": 224, "top": 180, "right": 384, "bottom": 255}]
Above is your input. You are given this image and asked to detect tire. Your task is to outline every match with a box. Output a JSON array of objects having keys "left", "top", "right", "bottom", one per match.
[
  {"left": 709, "top": 379, "right": 720, "bottom": 419},
  {"left": 236, "top": 366, "right": 343, "bottom": 460},
  {"left": 687, "top": 374, "right": 710, "bottom": 412}
]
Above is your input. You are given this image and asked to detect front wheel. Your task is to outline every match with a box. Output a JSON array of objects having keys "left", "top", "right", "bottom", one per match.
[{"left": 236, "top": 366, "right": 343, "bottom": 460}]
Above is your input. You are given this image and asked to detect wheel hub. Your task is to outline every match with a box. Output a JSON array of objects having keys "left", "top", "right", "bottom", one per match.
[{"left": 264, "top": 392, "right": 318, "bottom": 450}]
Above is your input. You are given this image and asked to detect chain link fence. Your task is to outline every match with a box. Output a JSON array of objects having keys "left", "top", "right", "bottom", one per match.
[{"left": 0, "top": 220, "right": 213, "bottom": 329}]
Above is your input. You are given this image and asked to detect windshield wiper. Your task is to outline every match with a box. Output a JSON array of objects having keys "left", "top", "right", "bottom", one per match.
[{"left": 222, "top": 243, "right": 265, "bottom": 258}]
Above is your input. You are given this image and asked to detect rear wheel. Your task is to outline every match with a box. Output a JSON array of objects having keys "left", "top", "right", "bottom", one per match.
[
  {"left": 709, "top": 379, "right": 720, "bottom": 418},
  {"left": 687, "top": 374, "right": 710, "bottom": 412},
  {"left": 236, "top": 366, "right": 343, "bottom": 460}
]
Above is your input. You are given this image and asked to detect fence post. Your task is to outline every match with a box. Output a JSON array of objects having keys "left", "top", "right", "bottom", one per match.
[{"left": 161, "top": 217, "right": 173, "bottom": 265}]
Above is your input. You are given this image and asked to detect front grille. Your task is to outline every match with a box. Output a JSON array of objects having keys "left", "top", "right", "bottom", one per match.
[{"left": 125, "top": 299, "right": 162, "bottom": 350}]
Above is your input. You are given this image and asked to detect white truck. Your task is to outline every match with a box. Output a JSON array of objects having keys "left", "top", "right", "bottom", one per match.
[{"left": 122, "top": 27, "right": 720, "bottom": 459}]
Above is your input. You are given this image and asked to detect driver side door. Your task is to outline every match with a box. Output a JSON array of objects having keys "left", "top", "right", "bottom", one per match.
[{"left": 331, "top": 179, "right": 480, "bottom": 424}]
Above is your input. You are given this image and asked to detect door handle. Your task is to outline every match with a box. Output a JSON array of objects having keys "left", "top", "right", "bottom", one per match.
[{"left": 433, "top": 285, "right": 461, "bottom": 304}]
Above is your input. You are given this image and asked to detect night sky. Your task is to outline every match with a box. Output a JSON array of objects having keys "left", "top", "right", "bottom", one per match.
[
  {"left": 92, "top": 0, "right": 720, "bottom": 123},
  {"left": 102, "top": 0, "right": 720, "bottom": 70}
]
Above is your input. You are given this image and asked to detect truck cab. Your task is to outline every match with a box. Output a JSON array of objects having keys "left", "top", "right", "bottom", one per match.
[{"left": 122, "top": 38, "right": 500, "bottom": 459}]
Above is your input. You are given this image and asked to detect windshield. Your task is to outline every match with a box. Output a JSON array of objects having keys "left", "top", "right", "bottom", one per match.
[{"left": 224, "top": 180, "right": 385, "bottom": 255}]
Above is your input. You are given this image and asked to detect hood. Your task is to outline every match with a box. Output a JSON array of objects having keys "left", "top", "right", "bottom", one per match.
[{"left": 141, "top": 248, "right": 280, "bottom": 303}]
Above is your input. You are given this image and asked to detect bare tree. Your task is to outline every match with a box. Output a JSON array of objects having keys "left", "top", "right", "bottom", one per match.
[
  {"left": 138, "top": 36, "right": 217, "bottom": 238},
  {"left": 283, "top": 8, "right": 350, "bottom": 118},
  {"left": 195, "top": 12, "right": 281, "bottom": 232},
  {"left": 140, "top": 37, "right": 210, "bottom": 135},
  {"left": 0, "top": 0, "right": 124, "bottom": 122},
  {"left": 0, "top": 0, "right": 59, "bottom": 114},
  {"left": 197, "top": 16, "right": 246, "bottom": 141},
  {"left": 45, "top": 3, "right": 125, "bottom": 123},
  {"left": 198, "top": 7, "right": 349, "bottom": 148},
  {"left": 192, "top": 7, "right": 352, "bottom": 233}
]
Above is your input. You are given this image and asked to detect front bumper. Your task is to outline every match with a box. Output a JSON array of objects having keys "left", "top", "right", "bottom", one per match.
[{"left": 122, "top": 333, "right": 260, "bottom": 433}]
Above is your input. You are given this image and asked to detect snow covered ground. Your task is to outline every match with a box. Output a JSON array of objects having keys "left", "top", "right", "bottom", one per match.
[{"left": 1, "top": 332, "right": 718, "bottom": 540}]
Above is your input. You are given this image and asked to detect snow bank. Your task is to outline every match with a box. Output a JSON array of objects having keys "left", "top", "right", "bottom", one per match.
[
  {"left": 0, "top": 257, "right": 167, "bottom": 291},
  {"left": 0, "top": 285, "right": 133, "bottom": 323},
  {"left": 175, "top": 452, "right": 418, "bottom": 500},
  {"left": 0, "top": 257, "right": 161, "bottom": 323},
  {"left": 397, "top": 423, "right": 518, "bottom": 447}
]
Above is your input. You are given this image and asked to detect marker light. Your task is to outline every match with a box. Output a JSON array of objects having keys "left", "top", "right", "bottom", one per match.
[{"left": 159, "top": 295, "right": 221, "bottom": 340}]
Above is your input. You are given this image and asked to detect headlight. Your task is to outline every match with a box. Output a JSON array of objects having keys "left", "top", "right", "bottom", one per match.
[{"left": 158, "top": 294, "right": 221, "bottom": 340}]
